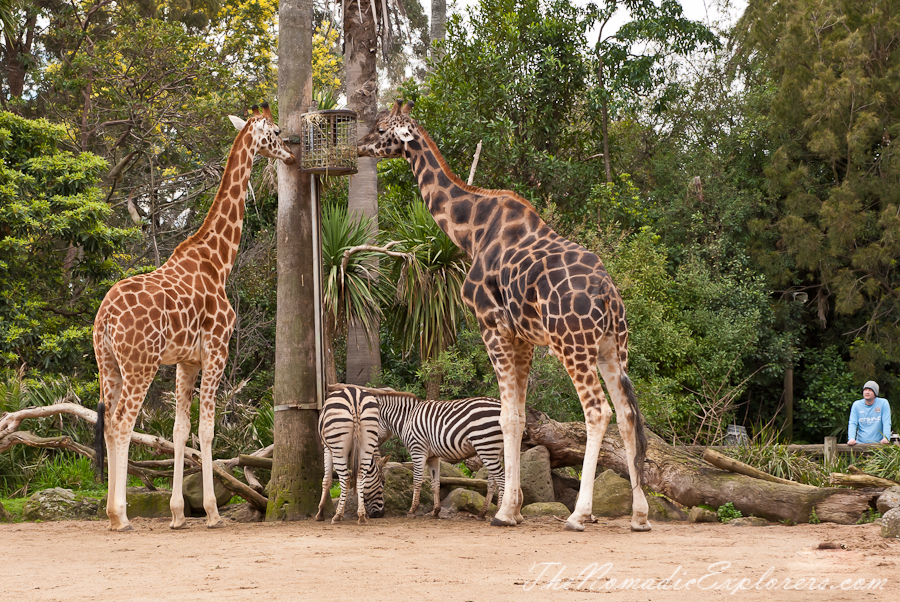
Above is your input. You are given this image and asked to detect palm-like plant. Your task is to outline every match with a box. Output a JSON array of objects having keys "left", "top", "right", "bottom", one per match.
[
  {"left": 383, "top": 199, "right": 470, "bottom": 399},
  {"left": 321, "top": 203, "right": 391, "bottom": 383}
]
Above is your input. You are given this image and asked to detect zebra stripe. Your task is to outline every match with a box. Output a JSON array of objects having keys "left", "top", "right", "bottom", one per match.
[
  {"left": 316, "top": 385, "right": 385, "bottom": 524},
  {"left": 375, "top": 391, "right": 505, "bottom": 519}
]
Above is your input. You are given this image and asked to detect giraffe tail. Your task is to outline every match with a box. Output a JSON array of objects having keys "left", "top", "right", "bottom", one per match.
[
  {"left": 621, "top": 373, "right": 647, "bottom": 488},
  {"left": 93, "top": 399, "right": 106, "bottom": 484}
]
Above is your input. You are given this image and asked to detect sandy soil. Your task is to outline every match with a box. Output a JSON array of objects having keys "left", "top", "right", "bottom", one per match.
[{"left": 3, "top": 515, "right": 898, "bottom": 601}]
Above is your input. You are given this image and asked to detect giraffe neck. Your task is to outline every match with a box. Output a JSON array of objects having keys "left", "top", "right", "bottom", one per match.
[
  {"left": 402, "top": 129, "right": 494, "bottom": 257},
  {"left": 168, "top": 125, "right": 258, "bottom": 281}
]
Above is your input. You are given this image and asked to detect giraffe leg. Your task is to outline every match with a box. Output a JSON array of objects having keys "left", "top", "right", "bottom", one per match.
[
  {"left": 598, "top": 363, "right": 651, "bottom": 532},
  {"left": 316, "top": 447, "right": 334, "bottom": 521},
  {"left": 485, "top": 334, "right": 532, "bottom": 527},
  {"left": 426, "top": 457, "right": 441, "bottom": 518},
  {"left": 170, "top": 362, "right": 200, "bottom": 529},
  {"left": 198, "top": 357, "right": 226, "bottom": 529},
  {"left": 554, "top": 347, "right": 613, "bottom": 532},
  {"left": 107, "top": 370, "right": 154, "bottom": 532}
]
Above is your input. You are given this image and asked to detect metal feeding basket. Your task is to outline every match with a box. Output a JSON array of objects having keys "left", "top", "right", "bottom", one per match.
[{"left": 299, "top": 109, "right": 358, "bottom": 176}]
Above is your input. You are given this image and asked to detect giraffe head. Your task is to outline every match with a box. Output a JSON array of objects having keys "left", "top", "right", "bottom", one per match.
[
  {"left": 229, "top": 103, "right": 296, "bottom": 165},
  {"left": 357, "top": 99, "right": 417, "bottom": 158}
]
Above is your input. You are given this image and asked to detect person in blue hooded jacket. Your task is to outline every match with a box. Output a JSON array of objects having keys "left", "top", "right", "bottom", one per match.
[{"left": 847, "top": 381, "right": 892, "bottom": 445}]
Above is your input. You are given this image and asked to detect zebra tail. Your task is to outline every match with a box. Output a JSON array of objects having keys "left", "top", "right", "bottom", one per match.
[
  {"left": 348, "top": 416, "right": 361, "bottom": 492},
  {"left": 94, "top": 399, "right": 106, "bottom": 484},
  {"left": 621, "top": 373, "right": 646, "bottom": 487}
]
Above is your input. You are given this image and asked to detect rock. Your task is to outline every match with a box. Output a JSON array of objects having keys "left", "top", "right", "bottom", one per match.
[
  {"left": 99, "top": 487, "right": 173, "bottom": 519},
  {"left": 591, "top": 469, "right": 632, "bottom": 517},
  {"left": 647, "top": 494, "right": 688, "bottom": 522},
  {"left": 442, "top": 487, "right": 494, "bottom": 516},
  {"left": 0, "top": 500, "right": 13, "bottom": 522},
  {"left": 521, "top": 502, "right": 570, "bottom": 517},
  {"left": 876, "top": 487, "right": 900, "bottom": 515},
  {"left": 220, "top": 503, "right": 264, "bottom": 523},
  {"left": 552, "top": 470, "right": 581, "bottom": 512},
  {"left": 23, "top": 488, "right": 100, "bottom": 521},
  {"left": 383, "top": 462, "right": 433, "bottom": 516},
  {"left": 688, "top": 507, "right": 718, "bottom": 523},
  {"left": 182, "top": 462, "right": 233, "bottom": 514},
  {"left": 881, "top": 507, "right": 900, "bottom": 539},
  {"left": 520, "top": 445, "right": 554, "bottom": 506},
  {"left": 730, "top": 517, "right": 769, "bottom": 527},
  {"left": 439, "top": 462, "right": 466, "bottom": 499},
  {"left": 440, "top": 462, "right": 465, "bottom": 478},
  {"left": 474, "top": 467, "right": 488, "bottom": 481}
]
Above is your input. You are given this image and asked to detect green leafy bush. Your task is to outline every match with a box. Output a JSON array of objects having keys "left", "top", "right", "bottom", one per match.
[{"left": 717, "top": 502, "right": 742, "bottom": 523}]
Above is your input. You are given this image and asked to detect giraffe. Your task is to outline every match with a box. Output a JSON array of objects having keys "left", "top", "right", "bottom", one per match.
[
  {"left": 92, "top": 104, "right": 295, "bottom": 531},
  {"left": 357, "top": 100, "right": 651, "bottom": 532}
]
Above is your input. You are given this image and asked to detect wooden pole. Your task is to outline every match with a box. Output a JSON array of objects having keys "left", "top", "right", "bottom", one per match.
[
  {"left": 267, "top": 0, "right": 324, "bottom": 520},
  {"left": 823, "top": 436, "right": 837, "bottom": 466}
]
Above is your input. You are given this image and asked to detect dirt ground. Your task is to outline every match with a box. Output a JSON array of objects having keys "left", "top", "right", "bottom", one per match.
[{"left": 3, "top": 515, "right": 898, "bottom": 601}]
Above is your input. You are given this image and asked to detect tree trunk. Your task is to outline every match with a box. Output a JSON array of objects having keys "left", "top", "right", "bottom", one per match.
[
  {"left": 267, "top": 0, "right": 324, "bottom": 521},
  {"left": 598, "top": 59, "right": 612, "bottom": 184},
  {"left": 344, "top": 0, "right": 381, "bottom": 386},
  {"left": 430, "top": 0, "right": 447, "bottom": 58},
  {"left": 523, "top": 408, "right": 882, "bottom": 525}
]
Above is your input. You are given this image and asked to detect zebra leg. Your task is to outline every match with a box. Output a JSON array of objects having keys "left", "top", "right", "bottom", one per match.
[
  {"left": 408, "top": 454, "right": 426, "bottom": 517},
  {"left": 316, "top": 447, "right": 334, "bottom": 521},
  {"left": 427, "top": 457, "right": 441, "bottom": 517},
  {"left": 356, "top": 460, "right": 369, "bottom": 525},
  {"left": 332, "top": 470, "right": 350, "bottom": 524}
]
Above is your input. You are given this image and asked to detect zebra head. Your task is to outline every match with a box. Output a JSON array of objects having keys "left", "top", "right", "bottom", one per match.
[{"left": 363, "top": 453, "right": 390, "bottom": 518}]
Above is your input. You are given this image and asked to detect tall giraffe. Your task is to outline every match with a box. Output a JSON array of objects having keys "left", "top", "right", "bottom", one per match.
[
  {"left": 93, "top": 104, "right": 295, "bottom": 531},
  {"left": 358, "top": 100, "right": 651, "bottom": 532}
]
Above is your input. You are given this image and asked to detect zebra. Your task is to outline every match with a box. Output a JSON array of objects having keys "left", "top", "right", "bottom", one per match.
[
  {"left": 373, "top": 390, "right": 505, "bottom": 520},
  {"left": 315, "top": 385, "right": 387, "bottom": 524}
]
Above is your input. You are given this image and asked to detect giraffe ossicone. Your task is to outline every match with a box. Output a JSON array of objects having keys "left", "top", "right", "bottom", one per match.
[
  {"left": 358, "top": 99, "right": 652, "bottom": 532},
  {"left": 93, "top": 103, "right": 294, "bottom": 532}
]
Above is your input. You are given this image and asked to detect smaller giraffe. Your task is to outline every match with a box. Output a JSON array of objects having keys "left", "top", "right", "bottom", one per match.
[{"left": 93, "top": 104, "right": 294, "bottom": 531}]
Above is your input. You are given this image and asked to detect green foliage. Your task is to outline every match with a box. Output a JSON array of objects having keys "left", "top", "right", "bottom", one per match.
[
  {"left": 860, "top": 445, "right": 900, "bottom": 483},
  {"left": 796, "top": 346, "right": 856, "bottom": 441},
  {"left": 716, "top": 502, "right": 742, "bottom": 523},
  {"left": 406, "top": 0, "right": 599, "bottom": 213},
  {"left": 808, "top": 507, "right": 820, "bottom": 525},
  {"left": 381, "top": 197, "right": 469, "bottom": 367},
  {"left": 723, "top": 441, "right": 836, "bottom": 488},
  {"left": 737, "top": 0, "right": 900, "bottom": 383},
  {"left": 857, "top": 508, "right": 881, "bottom": 525},
  {"left": 0, "top": 111, "right": 134, "bottom": 371}
]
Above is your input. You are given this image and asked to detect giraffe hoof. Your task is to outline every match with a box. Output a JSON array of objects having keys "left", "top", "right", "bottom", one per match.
[
  {"left": 490, "top": 516, "right": 517, "bottom": 527},
  {"left": 206, "top": 519, "right": 227, "bottom": 529},
  {"left": 406, "top": 512, "right": 418, "bottom": 519},
  {"left": 515, "top": 514, "right": 525, "bottom": 524},
  {"left": 630, "top": 521, "right": 652, "bottom": 532},
  {"left": 115, "top": 524, "right": 134, "bottom": 533},
  {"left": 563, "top": 520, "right": 585, "bottom": 532},
  {"left": 169, "top": 521, "right": 189, "bottom": 530},
  {"left": 314, "top": 513, "right": 325, "bottom": 522}
]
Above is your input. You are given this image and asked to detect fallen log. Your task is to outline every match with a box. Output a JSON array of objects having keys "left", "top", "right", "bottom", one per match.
[
  {"left": 829, "top": 473, "right": 900, "bottom": 489},
  {"left": 523, "top": 407, "right": 882, "bottom": 525},
  {"left": 239, "top": 454, "right": 274, "bottom": 469},
  {"left": 702, "top": 449, "right": 817, "bottom": 489},
  {"left": 0, "top": 403, "right": 268, "bottom": 511}
]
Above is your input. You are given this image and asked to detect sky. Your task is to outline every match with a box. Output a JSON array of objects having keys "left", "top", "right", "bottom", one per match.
[{"left": 427, "top": 0, "right": 749, "bottom": 44}]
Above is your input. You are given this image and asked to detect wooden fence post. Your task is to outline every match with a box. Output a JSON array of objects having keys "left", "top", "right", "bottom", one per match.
[{"left": 824, "top": 437, "right": 837, "bottom": 466}]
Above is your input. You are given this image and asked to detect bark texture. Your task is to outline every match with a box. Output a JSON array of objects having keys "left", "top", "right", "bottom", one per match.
[{"left": 268, "top": 0, "right": 324, "bottom": 520}]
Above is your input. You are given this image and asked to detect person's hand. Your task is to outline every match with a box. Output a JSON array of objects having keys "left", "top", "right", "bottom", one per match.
[
  {"left": 880, "top": 438, "right": 889, "bottom": 444},
  {"left": 848, "top": 439, "right": 857, "bottom": 446}
]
